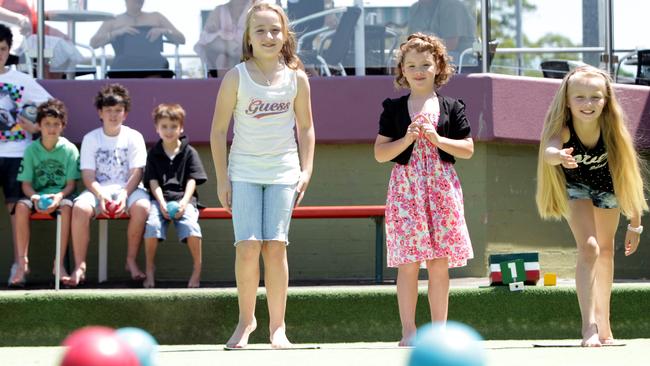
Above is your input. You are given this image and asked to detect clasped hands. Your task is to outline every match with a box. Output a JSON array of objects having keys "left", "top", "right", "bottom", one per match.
[{"left": 406, "top": 114, "right": 439, "bottom": 145}]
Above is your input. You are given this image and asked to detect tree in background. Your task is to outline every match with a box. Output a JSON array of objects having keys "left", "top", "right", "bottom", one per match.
[{"left": 488, "top": 0, "right": 578, "bottom": 76}]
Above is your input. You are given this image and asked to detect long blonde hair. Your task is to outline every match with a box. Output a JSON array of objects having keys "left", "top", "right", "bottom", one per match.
[
  {"left": 536, "top": 66, "right": 648, "bottom": 219},
  {"left": 241, "top": 2, "right": 299, "bottom": 70}
]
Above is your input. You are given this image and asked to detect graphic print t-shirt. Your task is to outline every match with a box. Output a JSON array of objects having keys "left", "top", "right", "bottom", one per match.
[
  {"left": 79, "top": 125, "right": 147, "bottom": 191},
  {"left": 0, "top": 69, "right": 52, "bottom": 157},
  {"left": 17, "top": 136, "right": 80, "bottom": 194}
]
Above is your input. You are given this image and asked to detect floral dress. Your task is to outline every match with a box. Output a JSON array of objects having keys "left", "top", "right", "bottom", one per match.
[{"left": 385, "top": 110, "right": 473, "bottom": 268}]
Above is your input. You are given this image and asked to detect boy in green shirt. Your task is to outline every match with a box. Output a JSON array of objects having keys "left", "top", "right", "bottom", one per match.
[{"left": 10, "top": 99, "right": 80, "bottom": 287}]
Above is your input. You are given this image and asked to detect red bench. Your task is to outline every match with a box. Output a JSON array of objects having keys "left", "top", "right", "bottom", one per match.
[{"left": 31, "top": 205, "right": 387, "bottom": 287}]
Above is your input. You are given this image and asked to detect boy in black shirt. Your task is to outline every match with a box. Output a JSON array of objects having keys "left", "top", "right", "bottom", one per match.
[{"left": 143, "top": 104, "right": 207, "bottom": 288}]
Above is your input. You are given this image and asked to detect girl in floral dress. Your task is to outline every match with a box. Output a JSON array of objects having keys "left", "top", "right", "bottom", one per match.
[{"left": 374, "top": 33, "right": 474, "bottom": 347}]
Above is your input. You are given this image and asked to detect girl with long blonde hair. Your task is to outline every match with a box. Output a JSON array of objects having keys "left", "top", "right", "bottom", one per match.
[
  {"left": 210, "top": 2, "right": 315, "bottom": 349},
  {"left": 536, "top": 66, "right": 647, "bottom": 346}
]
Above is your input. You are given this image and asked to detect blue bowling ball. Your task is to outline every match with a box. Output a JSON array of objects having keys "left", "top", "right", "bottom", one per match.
[
  {"left": 166, "top": 201, "right": 180, "bottom": 219},
  {"left": 115, "top": 327, "right": 158, "bottom": 366},
  {"left": 409, "top": 321, "right": 485, "bottom": 366},
  {"left": 38, "top": 196, "right": 53, "bottom": 210}
]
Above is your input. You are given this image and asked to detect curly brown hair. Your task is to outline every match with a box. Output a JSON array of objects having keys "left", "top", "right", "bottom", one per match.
[
  {"left": 94, "top": 83, "right": 132, "bottom": 112},
  {"left": 394, "top": 33, "right": 455, "bottom": 89},
  {"left": 36, "top": 99, "right": 67, "bottom": 126}
]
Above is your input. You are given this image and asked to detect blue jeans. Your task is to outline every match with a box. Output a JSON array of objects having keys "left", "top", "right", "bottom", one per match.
[{"left": 231, "top": 181, "right": 298, "bottom": 245}]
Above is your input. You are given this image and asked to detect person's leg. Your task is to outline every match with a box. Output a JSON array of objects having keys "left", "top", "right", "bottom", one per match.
[
  {"left": 125, "top": 191, "right": 150, "bottom": 280},
  {"left": 11, "top": 201, "right": 32, "bottom": 285},
  {"left": 3, "top": 158, "right": 23, "bottom": 283},
  {"left": 592, "top": 206, "right": 619, "bottom": 343},
  {"left": 55, "top": 203, "right": 73, "bottom": 282},
  {"left": 143, "top": 201, "right": 165, "bottom": 288},
  {"left": 143, "top": 238, "right": 159, "bottom": 288},
  {"left": 227, "top": 181, "right": 264, "bottom": 348},
  {"left": 186, "top": 236, "right": 202, "bottom": 288},
  {"left": 566, "top": 199, "right": 601, "bottom": 347},
  {"left": 228, "top": 240, "right": 262, "bottom": 348},
  {"left": 69, "top": 193, "right": 96, "bottom": 286},
  {"left": 176, "top": 204, "right": 202, "bottom": 288},
  {"left": 261, "top": 241, "right": 291, "bottom": 348},
  {"left": 397, "top": 262, "right": 420, "bottom": 346},
  {"left": 261, "top": 183, "right": 297, "bottom": 348},
  {"left": 426, "top": 257, "right": 450, "bottom": 323}
]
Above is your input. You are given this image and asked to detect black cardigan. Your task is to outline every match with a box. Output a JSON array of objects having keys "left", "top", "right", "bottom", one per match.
[{"left": 378, "top": 93, "right": 471, "bottom": 165}]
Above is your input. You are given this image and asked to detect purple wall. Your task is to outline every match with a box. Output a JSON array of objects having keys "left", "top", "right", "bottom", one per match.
[{"left": 40, "top": 74, "right": 650, "bottom": 147}]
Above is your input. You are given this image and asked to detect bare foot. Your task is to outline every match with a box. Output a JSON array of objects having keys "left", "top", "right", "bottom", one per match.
[
  {"left": 226, "top": 318, "right": 257, "bottom": 349},
  {"left": 52, "top": 264, "right": 71, "bottom": 284},
  {"left": 398, "top": 328, "right": 416, "bottom": 347},
  {"left": 9, "top": 264, "right": 28, "bottom": 287},
  {"left": 270, "top": 326, "right": 292, "bottom": 349},
  {"left": 65, "top": 267, "right": 86, "bottom": 287},
  {"left": 581, "top": 324, "right": 602, "bottom": 347},
  {"left": 125, "top": 260, "right": 146, "bottom": 281},
  {"left": 600, "top": 337, "right": 616, "bottom": 345},
  {"left": 143, "top": 270, "right": 155, "bottom": 288},
  {"left": 187, "top": 270, "right": 200, "bottom": 288}
]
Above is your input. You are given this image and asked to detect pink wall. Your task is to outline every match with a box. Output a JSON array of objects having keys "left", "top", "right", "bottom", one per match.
[{"left": 40, "top": 74, "right": 650, "bottom": 147}]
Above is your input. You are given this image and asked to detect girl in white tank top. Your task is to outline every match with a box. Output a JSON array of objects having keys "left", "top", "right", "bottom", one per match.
[{"left": 209, "top": 2, "right": 315, "bottom": 350}]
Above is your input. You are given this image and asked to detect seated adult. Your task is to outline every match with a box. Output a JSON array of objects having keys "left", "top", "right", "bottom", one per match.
[
  {"left": 407, "top": 0, "right": 475, "bottom": 64},
  {"left": 194, "top": 0, "right": 255, "bottom": 77},
  {"left": 90, "top": 0, "right": 185, "bottom": 78},
  {"left": 0, "top": 1, "right": 83, "bottom": 78}
]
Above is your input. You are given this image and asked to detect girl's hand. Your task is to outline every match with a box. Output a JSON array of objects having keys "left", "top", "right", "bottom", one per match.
[
  {"left": 421, "top": 123, "right": 440, "bottom": 145},
  {"left": 405, "top": 122, "right": 421, "bottom": 144},
  {"left": 295, "top": 172, "right": 311, "bottom": 207},
  {"left": 218, "top": 180, "right": 232, "bottom": 213},
  {"left": 559, "top": 147, "right": 577, "bottom": 169},
  {"left": 624, "top": 229, "right": 641, "bottom": 256}
]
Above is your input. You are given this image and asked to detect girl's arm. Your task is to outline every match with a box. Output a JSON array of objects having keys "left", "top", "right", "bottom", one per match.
[
  {"left": 294, "top": 70, "right": 315, "bottom": 206},
  {"left": 423, "top": 128, "right": 474, "bottom": 159},
  {"left": 374, "top": 123, "right": 420, "bottom": 163},
  {"left": 210, "top": 68, "right": 238, "bottom": 213},
  {"left": 625, "top": 213, "right": 643, "bottom": 256},
  {"left": 543, "top": 128, "right": 577, "bottom": 168}
]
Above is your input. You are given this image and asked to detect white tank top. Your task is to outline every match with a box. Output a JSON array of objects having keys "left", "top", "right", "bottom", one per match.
[{"left": 228, "top": 62, "right": 300, "bottom": 184}]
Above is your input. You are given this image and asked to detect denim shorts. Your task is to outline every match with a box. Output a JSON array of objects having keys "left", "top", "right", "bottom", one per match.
[
  {"left": 566, "top": 182, "right": 618, "bottom": 209},
  {"left": 74, "top": 187, "right": 150, "bottom": 215},
  {"left": 144, "top": 200, "right": 202, "bottom": 243},
  {"left": 231, "top": 181, "right": 298, "bottom": 246}
]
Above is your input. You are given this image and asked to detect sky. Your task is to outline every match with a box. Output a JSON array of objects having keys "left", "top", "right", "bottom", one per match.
[{"left": 26, "top": 0, "right": 650, "bottom": 75}]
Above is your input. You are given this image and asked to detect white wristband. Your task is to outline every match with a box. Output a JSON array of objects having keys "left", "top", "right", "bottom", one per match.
[
  {"left": 30, "top": 194, "right": 40, "bottom": 201},
  {"left": 627, "top": 224, "right": 643, "bottom": 234}
]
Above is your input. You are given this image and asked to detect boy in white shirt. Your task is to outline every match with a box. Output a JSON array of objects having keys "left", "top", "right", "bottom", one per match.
[
  {"left": 68, "top": 84, "right": 150, "bottom": 287},
  {"left": 0, "top": 23, "right": 52, "bottom": 285}
]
